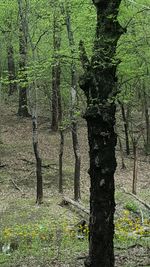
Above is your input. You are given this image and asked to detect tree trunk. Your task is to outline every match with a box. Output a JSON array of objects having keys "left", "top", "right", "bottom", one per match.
[
  {"left": 65, "top": 3, "right": 81, "bottom": 201},
  {"left": 120, "top": 103, "right": 130, "bottom": 155},
  {"left": 27, "top": 18, "right": 43, "bottom": 205},
  {"left": 79, "top": 1, "right": 124, "bottom": 266},
  {"left": 32, "top": 114, "right": 43, "bottom": 204},
  {"left": 7, "top": 44, "right": 17, "bottom": 96},
  {"left": 51, "top": 8, "right": 61, "bottom": 131},
  {"left": 72, "top": 121, "right": 81, "bottom": 201},
  {"left": 118, "top": 135, "right": 126, "bottom": 169},
  {"left": 132, "top": 140, "right": 138, "bottom": 195},
  {"left": 17, "top": 0, "right": 29, "bottom": 117},
  {"left": 59, "top": 129, "right": 64, "bottom": 193},
  {"left": 143, "top": 91, "right": 150, "bottom": 154}
]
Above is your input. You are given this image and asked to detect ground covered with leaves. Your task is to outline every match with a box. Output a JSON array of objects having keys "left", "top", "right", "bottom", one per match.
[{"left": 0, "top": 104, "right": 150, "bottom": 267}]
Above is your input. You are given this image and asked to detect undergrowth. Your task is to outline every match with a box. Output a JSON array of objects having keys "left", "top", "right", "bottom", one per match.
[{"left": 0, "top": 207, "right": 149, "bottom": 267}]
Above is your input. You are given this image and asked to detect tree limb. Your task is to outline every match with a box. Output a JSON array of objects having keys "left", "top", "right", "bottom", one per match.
[
  {"left": 10, "top": 178, "right": 25, "bottom": 195},
  {"left": 61, "top": 196, "right": 90, "bottom": 216},
  {"left": 123, "top": 188, "right": 150, "bottom": 210}
]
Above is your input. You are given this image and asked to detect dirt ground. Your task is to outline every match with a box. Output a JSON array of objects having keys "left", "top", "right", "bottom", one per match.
[{"left": 0, "top": 104, "right": 150, "bottom": 267}]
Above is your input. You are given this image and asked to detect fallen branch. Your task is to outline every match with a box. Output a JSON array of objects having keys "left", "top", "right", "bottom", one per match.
[
  {"left": 77, "top": 255, "right": 87, "bottom": 260},
  {"left": 115, "top": 244, "right": 144, "bottom": 250},
  {"left": 61, "top": 196, "right": 90, "bottom": 216},
  {"left": 10, "top": 178, "right": 25, "bottom": 196},
  {"left": 0, "top": 164, "right": 7, "bottom": 168},
  {"left": 21, "top": 159, "right": 58, "bottom": 170},
  {"left": 123, "top": 189, "right": 150, "bottom": 210}
]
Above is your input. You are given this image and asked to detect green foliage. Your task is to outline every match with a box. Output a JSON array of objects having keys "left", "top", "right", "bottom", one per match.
[{"left": 125, "top": 201, "right": 138, "bottom": 213}]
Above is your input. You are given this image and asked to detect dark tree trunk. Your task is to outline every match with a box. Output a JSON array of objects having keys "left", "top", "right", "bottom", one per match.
[
  {"left": 7, "top": 45, "right": 17, "bottom": 96},
  {"left": 51, "top": 8, "right": 61, "bottom": 131},
  {"left": 32, "top": 114, "right": 43, "bottom": 204},
  {"left": 17, "top": 0, "right": 29, "bottom": 117},
  {"left": 79, "top": 1, "right": 124, "bottom": 266},
  {"left": 72, "top": 121, "right": 81, "bottom": 201},
  {"left": 51, "top": 63, "right": 61, "bottom": 131},
  {"left": 118, "top": 135, "right": 126, "bottom": 169},
  {"left": 59, "top": 129, "right": 64, "bottom": 193},
  {"left": 120, "top": 103, "right": 130, "bottom": 155},
  {"left": 132, "top": 140, "right": 138, "bottom": 195}
]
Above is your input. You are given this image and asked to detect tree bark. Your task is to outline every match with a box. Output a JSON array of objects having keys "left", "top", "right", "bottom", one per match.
[
  {"left": 79, "top": 1, "right": 124, "bottom": 266},
  {"left": 120, "top": 103, "right": 130, "bottom": 155},
  {"left": 27, "top": 20, "right": 43, "bottom": 205},
  {"left": 143, "top": 91, "right": 150, "bottom": 154},
  {"left": 118, "top": 135, "right": 126, "bottom": 169},
  {"left": 32, "top": 113, "right": 43, "bottom": 204},
  {"left": 65, "top": 3, "right": 81, "bottom": 201},
  {"left": 17, "top": 0, "right": 30, "bottom": 117},
  {"left": 51, "top": 7, "right": 61, "bottom": 131},
  {"left": 59, "top": 129, "right": 64, "bottom": 193},
  {"left": 72, "top": 121, "right": 81, "bottom": 201},
  {"left": 7, "top": 44, "right": 17, "bottom": 96},
  {"left": 132, "top": 140, "right": 138, "bottom": 195}
]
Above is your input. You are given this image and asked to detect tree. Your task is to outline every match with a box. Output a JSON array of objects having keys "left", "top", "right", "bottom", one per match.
[
  {"left": 4, "top": 21, "right": 17, "bottom": 96},
  {"left": 64, "top": 2, "right": 81, "bottom": 201},
  {"left": 51, "top": 2, "right": 62, "bottom": 131},
  {"left": 7, "top": 42, "right": 17, "bottom": 96},
  {"left": 117, "top": 1, "right": 150, "bottom": 155},
  {"left": 0, "top": 1, "right": 18, "bottom": 96},
  {"left": 79, "top": 1, "right": 124, "bottom": 266},
  {"left": 17, "top": 0, "right": 30, "bottom": 117}
]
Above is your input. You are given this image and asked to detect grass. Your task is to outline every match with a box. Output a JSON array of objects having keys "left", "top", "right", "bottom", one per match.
[
  {"left": 0, "top": 196, "right": 88, "bottom": 267},
  {"left": 0, "top": 194, "right": 149, "bottom": 267}
]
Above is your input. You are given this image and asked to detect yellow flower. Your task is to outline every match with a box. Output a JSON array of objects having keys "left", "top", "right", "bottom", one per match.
[{"left": 123, "top": 210, "right": 130, "bottom": 216}]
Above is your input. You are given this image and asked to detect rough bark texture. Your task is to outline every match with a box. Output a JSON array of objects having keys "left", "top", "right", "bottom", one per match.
[
  {"left": 79, "top": 1, "right": 124, "bottom": 266},
  {"left": 7, "top": 45, "right": 17, "bottom": 96},
  {"left": 17, "top": 0, "right": 29, "bottom": 117}
]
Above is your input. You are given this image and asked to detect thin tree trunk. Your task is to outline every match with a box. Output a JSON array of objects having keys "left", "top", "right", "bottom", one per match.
[
  {"left": 120, "top": 103, "right": 130, "bottom": 155},
  {"left": 27, "top": 13, "right": 43, "bottom": 205},
  {"left": 17, "top": 0, "right": 29, "bottom": 117},
  {"left": 7, "top": 44, "right": 17, "bottom": 95},
  {"left": 32, "top": 113, "right": 43, "bottom": 204},
  {"left": 79, "top": 1, "right": 124, "bottom": 266},
  {"left": 118, "top": 135, "right": 126, "bottom": 169},
  {"left": 51, "top": 64, "right": 59, "bottom": 131},
  {"left": 65, "top": 3, "right": 81, "bottom": 201},
  {"left": 132, "top": 140, "right": 138, "bottom": 195},
  {"left": 72, "top": 121, "right": 81, "bottom": 201},
  {"left": 59, "top": 129, "right": 64, "bottom": 193},
  {"left": 143, "top": 91, "right": 150, "bottom": 154},
  {"left": 51, "top": 7, "right": 61, "bottom": 131}
]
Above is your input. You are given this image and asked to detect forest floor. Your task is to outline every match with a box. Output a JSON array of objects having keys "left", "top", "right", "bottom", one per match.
[{"left": 0, "top": 103, "right": 150, "bottom": 267}]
